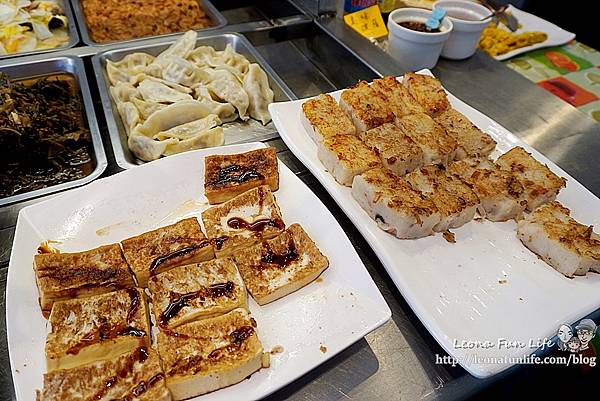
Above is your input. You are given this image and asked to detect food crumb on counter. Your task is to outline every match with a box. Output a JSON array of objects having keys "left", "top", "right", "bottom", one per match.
[
  {"left": 270, "top": 345, "right": 284, "bottom": 355},
  {"left": 320, "top": 344, "right": 327, "bottom": 353},
  {"left": 442, "top": 230, "right": 456, "bottom": 243}
]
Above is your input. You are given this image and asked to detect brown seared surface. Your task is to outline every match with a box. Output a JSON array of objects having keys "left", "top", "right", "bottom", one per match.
[
  {"left": 340, "top": 80, "right": 394, "bottom": 129},
  {"left": 435, "top": 108, "right": 496, "bottom": 158},
  {"left": 359, "top": 122, "right": 423, "bottom": 167},
  {"left": 322, "top": 134, "right": 381, "bottom": 170},
  {"left": 403, "top": 73, "right": 450, "bottom": 117},
  {"left": 395, "top": 113, "right": 457, "bottom": 159},
  {"left": 302, "top": 94, "right": 356, "bottom": 138},
  {"left": 371, "top": 76, "right": 425, "bottom": 118}
]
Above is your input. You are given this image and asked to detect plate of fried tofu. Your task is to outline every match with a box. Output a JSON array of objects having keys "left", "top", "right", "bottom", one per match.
[
  {"left": 269, "top": 70, "right": 600, "bottom": 378},
  {"left": 6, "top": 142, "right": 390, "bottom": 400}
]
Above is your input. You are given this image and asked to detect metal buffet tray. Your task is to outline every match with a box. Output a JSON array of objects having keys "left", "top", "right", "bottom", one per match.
[
  {"left": 71, "top": 0, "right": 227, "bottom": 47},
  {"left": 0, "top": 0, "right": 79, "bottom": 60},
  {"left": 92, "top": 32, "right": 297, "bottom": 169},
  {"left": 0, "top": 56, "right": 107, "bottom": 207}
]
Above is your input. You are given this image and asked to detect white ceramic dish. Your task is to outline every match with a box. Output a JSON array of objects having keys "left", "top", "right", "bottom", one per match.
[
  {"left": 6, "top": 142, "right": 391, "bottom": 400},
  {"left": 492, "top": 5, "right": 575, "bottom": 61},
  {"left": 269, "top": 70, "right": 600, "bottom": 378}
]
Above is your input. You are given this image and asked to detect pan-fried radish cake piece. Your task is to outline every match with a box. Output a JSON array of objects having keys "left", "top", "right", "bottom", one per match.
[
  {"left": 371, "top": 76, "right": 425, "bottom": 118},
  {"left": 496, "top": 147, "right": 566, "bottom": 211},
  {"left": 317, "top": 134, "right": 381, "bottom": 186},
  {"left": 234, "top": 224, "right": 329, "bottom": 305},
  {"left": 34, "top": 244, "right": 135, "bottom": 318},
  {"left": 339, "top": 80, "right": 394, "bottom": 132},
  {"left": 359, "top": 122, "right": 424, "bottom": 176},
  {"left": 517, "top": 201, "right": 600, "bottom": 277},
  {"left": 301, "top": 93, "right": 356, "bottom": 143},
  {"left": 204, "top": 147, "right": 279, "bottom": 204},
  {"left": 448, "top": 158, "right": 527, "bottom": 221},
  {"left": 39, "top": 347, "right": 170, "bottom": 401},
  {"left": 201, "top": 185, "right": 285, "bottom": 258},
  {"left": 352, "top": 168, "right": 440, "bottom": 239},
  {"left": 403, "top": 73, "right": 450, "bottom": 117},
  {"left": 395, "top": 113, "right": 458, "bottom": 165},
  {"left": 157, "top": 308, "right": 265, "bottom": 400},
  {"left": 121, "top": 218, "right": 214, "bottom": 287},
  {"left": 405, "top": 165, "right": 479, "bottom": 232},
  {"left": 45, "top": 288, "right": 150, "bottom": 372},
  {"left": 434, "top": 108, "right": 496, "bottom": 159},
  {"left": 148, "top": 258, "right": 247, "bottom": 328}
]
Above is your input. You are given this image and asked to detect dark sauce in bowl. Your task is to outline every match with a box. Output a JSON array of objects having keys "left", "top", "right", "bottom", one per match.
[{"left": 399, "top": 20, "right": 441, "bottom": 33}]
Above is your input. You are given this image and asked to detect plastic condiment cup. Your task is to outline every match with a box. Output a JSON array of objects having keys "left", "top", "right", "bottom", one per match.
[
  {"left": 387, "top": 8, "right": 453, "bottom": 71},
  {"left": 434, "top": 0, "right": 491, "bottom": 60}
]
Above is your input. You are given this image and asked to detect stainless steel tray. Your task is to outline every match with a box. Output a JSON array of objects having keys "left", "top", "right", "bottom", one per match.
[
  {"left": 71, "top": 0, "right": 227, "bottom": 47},
  {"left": 0, "top": 0, "right": 79, "bottom": 60},
  {"left": 92, "top": 32, "right": 297, "bottom": 169},
  {"left": 0, "top": 56, "right": 107, "bottom": 206}
]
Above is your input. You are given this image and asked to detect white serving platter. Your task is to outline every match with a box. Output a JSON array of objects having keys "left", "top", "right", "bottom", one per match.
[
  {"left": 492, "top": 6, "right": 575, "bottom": 61},
  {"left": 6, "top": 142, "right": 391, "bottom": 400},
  {"left": 269, "top": 70, "right": 600, "bottom": 378}
]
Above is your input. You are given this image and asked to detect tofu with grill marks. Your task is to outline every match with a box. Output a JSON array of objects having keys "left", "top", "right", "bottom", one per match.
[
  {"left": 351, "top": 168, "right": 440, "bottom": 239},
  {"left": 496, "top": 146, "right": 566, "bottom": 211},
  {"left": 403, "top": 73, "right": 450, "bottom": 117},
  {"left": 371, "top": 76, "right": 425, "bottom": 118},
  {"left": 317, "top": 134, "right": 381, "bottom": 186},
  {"left": 405, "top": 165, "right": 479, "bottom": 232},
  {"left": 448, "top": 158, "right": 527, "bottom": 222},
  {"left": 434, "top": 108, "right": 496, "bottom": 159},
  {"left": 395, "top": 113, "right": 457, "bottom": 165},
  {"left": 517, "top": 201, "right": 600, "bottom": 278},
  {"left": 301, "top": 93, "right": 356, "bottom": 143},
  {"left": 359, "top": 122, "right": 424, "bottom": 176},
  {"left": 339, "top": 80, "right": 394, "bottom": 133}
]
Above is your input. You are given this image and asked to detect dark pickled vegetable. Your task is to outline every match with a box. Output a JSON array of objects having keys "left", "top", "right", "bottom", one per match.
[{"left": 0, "top": 73, "right": 94, "bottom": 199}]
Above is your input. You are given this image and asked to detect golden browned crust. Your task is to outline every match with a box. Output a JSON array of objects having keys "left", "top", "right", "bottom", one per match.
[
  {"left": 157, "top": 308, "right": 262, "bottom": 378},
  {"left": 434, "top": 108, "right": 496, "bottom": 158},
  {"left": 40, "top": 347, "right": 170, "bottom": 401},
  {"left": 359, "top": 122, "right": 423, "bottom": 172},
  {"left": 34, "top": 244, "right": 134, "bottom": 316},
  {"left": 321, "top": 134, "right": 381, "bottom": 171},
  {"left": 301, "top": 94, "right": 356, "bottom": 138},
  {"left": 371, "top": 76, "right": 425, "bottom": 118},
  {"left": 121, "top": 218, "right": 214, "bottom": 287},
  {"left": 148, "top": 258, "right": 247, "bottom": 328},
  {"left": 403, "top": 73, "right": 450, "bottom": 117},
  {"left": 233, "top": 224, "right": 328, "bottom": 304},
  {"left": 201, "top": 186, "right": 285, "bottom": 258},
  {"left": 46, "top": 288, "right": 150, "bottom": 365},
  {"left": 204, "top": 147, "right": 280, "bottom": 205},
  {"left": 340, "top": 80, "right": 394, "bottom": 130},
  {"left": 395, "top": 113, "right": 457, "bottom": 163}
]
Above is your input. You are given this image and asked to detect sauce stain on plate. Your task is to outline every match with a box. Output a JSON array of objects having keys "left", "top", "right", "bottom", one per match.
[{"left": 158, "top": 199, "right": 209, "bottom": 225}]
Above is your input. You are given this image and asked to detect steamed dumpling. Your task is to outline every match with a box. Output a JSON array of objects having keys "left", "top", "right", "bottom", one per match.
[
  {"left": 137, "top": 100, "right": 213, "bottom": 137},
  {"left": 153, "top": 114, "right": 221, "bottom": 140},
  {"left": 193, "top": 86, "right": 237, "bottom": 122},
  {"left": 128, "top": 129, "right": 176, "bottom": 161},
  {"left": 163, "top": 127, "right": 224, "bottom": 156},
  {"left": 138, "top": 79, "right": 193, "bottom": 103},
  {"left": 131, "top": 98, "right": 168, "bottom": 120},
  {"left": 243, "top": 63, "right": 274, "bottom": 125},
  {"left": 188, "top": 44, "right": 250, "bottom": 77},
  {"left": 116, "top": 102, "right": 140, "bottom": 135},
  {"left": 109, "top": 82, "right": 139, "bottom": 103},
  {"left": 106, "top": 62, "right": 130, "bottom": 86},
  {"left": 204, "top": 69, "right": 249, "bottom": 120},
  {"left": 152, "top": 30, "right": 197, "bottom": 69},
  {"left": 111, "top": 53, "right": 155, "bottom": 75},
  {"left": 162, "top": 56, "right": 205, "bottom": 86}
]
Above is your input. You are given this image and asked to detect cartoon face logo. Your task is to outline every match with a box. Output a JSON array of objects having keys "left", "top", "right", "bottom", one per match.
[
  {"left": 575, "top": 319, "right": 597, "bottom": 351},
  {"left": 557, "top": 324, "right": 573, "bottom": 343},
  {"left": 566, "top": 337, "right": 581, "bottom": 353}
]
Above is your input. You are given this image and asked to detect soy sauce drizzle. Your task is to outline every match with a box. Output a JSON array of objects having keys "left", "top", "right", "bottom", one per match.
[
  {"left": 209, "top": 164, "right": 264, "bottom": 186},
  {"left": 208, "top": 326, "right": 255, "bottom": 360},
  {"left": 212, "top": 236, "right": 229, "bottom": 250},
  {"left": 125, "top": 288, "right": 140, "bottom": 324},
  {"left": 87, "top": 347, "right": 148, "bottom": 401},
  {"left": 260, "top": 239, "right": 299, "bottom": 267},
  {"left": 66, "top": 324, "right": 146, "bottom": 355},
  {"left": 149, "top": 241, "right": 210, "bottom": 275},
  {"left": 159, "top": 282, "right": 235, "bottom": 326},
  {"left": 227, "top": 217, "right": 285, "bottom": 232}
]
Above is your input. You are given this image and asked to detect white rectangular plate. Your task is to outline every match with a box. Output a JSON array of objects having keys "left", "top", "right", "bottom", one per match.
[
  {"left": 493, "top": 6, "right": 575, "bottom": 61},
  {"left": 269, "top": 70, "right": 600, "bottom": 378},
  {"left": 6, "top": 142, "right": 391, "bottom": 400}
]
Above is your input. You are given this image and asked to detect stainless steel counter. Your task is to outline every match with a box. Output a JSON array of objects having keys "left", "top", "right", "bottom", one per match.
[{"left": 1, "top": 2, "right": 599, "bottom": 400}]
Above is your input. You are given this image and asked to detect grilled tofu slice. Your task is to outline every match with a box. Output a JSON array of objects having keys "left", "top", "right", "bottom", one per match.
[
  {"left": 148, "top": 258, "right": 247, "bottom": 328},
  {"left": 204, "top": 147, "right": 279, "bottom": 204},
  {"left": 517, "top": 201, "right": 600, "bottom": 277},
  {"left": 395, "top": 113, "right": 458, "bottom": 165},
  {"left": 301, "top": 93, "right": 356, "bottom": 143},
  {"left": 434, "top": 108, "right": 496, "bottom": 159},
  {"left": 448, "top": 158, "right": 527, "bottom": 221},
  {"left": 201, "top": 186, "right": 285, "bottom": 258},
  {"left": 39, "top": 347, "right": 170, "bottom": 401},
  {"left": 234, "top": 224, "right": 329, "bottom": 305},
  {"left": 339, "top": 80, "right": 394, "bottom": 132},
  {"left": 317, "top": 134, "right": 381, "bottom": 186},
  {"left": 45, "top": 288, "right": 150, "bottom": 372},
  {"left": 121, "top": 218, "right": 214, "bottom": 287},
  {"left": 351, "top": 168, "right": 441, "bottom": 238},
  {"left": 359, "top": 122, "right": 424, "bottom": 176},
  {"left": 405, "top": 165, "right": 479, "bottom": 232},
  {"left": 403, "top": 73, "right": 450, "bottom": 117},
  {"left": 157, "top": 308, "right": 264, "bottom": 400},
  {"left": 496, "top": 147, "right": 567, "bottom": 211},
  {"left": 371, "top": 76, "right": 426, "bottom": 118},
  {"left": 34, "top": 244, "right": 135, "bottom": 318}
]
